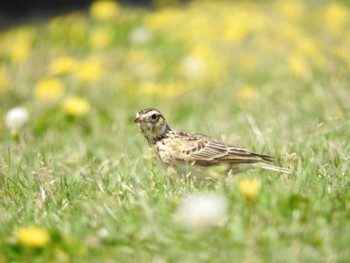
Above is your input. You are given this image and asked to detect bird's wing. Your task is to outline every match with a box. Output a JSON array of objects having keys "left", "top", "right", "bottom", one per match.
[{"left": 169, "top": 134, "right": 273, "bottom": 166}]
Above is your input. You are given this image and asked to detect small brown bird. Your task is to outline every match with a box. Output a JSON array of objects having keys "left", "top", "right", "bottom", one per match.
[{"left": 134, "top": 108, "right": 292, "bottom": 178}]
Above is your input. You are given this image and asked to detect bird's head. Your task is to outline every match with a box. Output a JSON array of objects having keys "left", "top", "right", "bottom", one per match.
[{"left": 134, "top": 108, "right": 169, "bottom": 143}]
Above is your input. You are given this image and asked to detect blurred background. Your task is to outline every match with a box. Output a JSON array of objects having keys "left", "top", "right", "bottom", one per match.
[{"left": 0, "top": 0, "right": 349, "bottom": 144}]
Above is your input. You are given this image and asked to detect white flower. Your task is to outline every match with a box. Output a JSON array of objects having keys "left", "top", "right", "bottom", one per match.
[
  {"left": 175, "top": 192, "right": 228, "bottom": 230},
  {"left": 128, "top": 26, "right": 153, "bottom": 45},
  {"left": 5, "top": 107, "right": 29, "bottom": 130},
  {"left": 97, "top": 228, "right": 109, "bottom": 238},
  {"left": 181, "top": 55, "right": 207, "bottom": 79}
]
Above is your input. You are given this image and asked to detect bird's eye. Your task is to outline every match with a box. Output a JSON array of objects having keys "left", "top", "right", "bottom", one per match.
[{"left": 150, "top": 113, "right": 158, "bottom": 122}]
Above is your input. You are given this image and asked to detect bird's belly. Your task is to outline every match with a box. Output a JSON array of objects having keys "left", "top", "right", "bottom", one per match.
[
  {"left": 172, "top": 162, "right": 206, "bottom": 177},
  {"left": 172, "top": 161, "right": 248, "bottom": 178},
  {"left": 169, "top": 161, "right": 255, "bottom": 178},
  {"left": 155, "top": 150, "right": 205, "bottom": 177}
]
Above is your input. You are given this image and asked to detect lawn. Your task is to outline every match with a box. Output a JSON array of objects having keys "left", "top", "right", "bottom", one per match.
[{"left": 1, "top": 0, "right": 350, "bottom": 262}]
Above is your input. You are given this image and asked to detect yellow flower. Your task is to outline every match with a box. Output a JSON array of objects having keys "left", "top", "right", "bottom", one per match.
[
  {"left": 62, "top": 96, "right": 90, "bottom": 117},
  {"left": 35, "top": 78, "right": 64, "bottom": 101},
  {"left": 0, "top": 66, "right": 11, "bottom": 92},
  {"left": 163, "top": 82, "right": 186, "bottom": 98},
  {"left": 223, "top": 9, "right": 255, "bottom": 44},
  {"left": 49, "top": 14, "right": 88, "bottom": 44},
  {"left": 224, "top": 23, "right": 248, "bottom": 44},
  {"left": 189, "top": 45, "right": 226, "bottom": 84},
  {"left": 4, "top": 27, "right": 36, "bottom": 65},
  {"left": 48, "top": 15, "right": 65, "bottom": 35},
  {"left": 15, "top": 226, "right": 50, "bottom": 248},
  {"left": 138, "top": 81, "right": 186, "bottom": 99},
  {"left": 74, "top": 58, "right": 103, "bottom": 83},
  {"left": 139, "top": 81, "right": 158, "bottom": 97},
  {"left": 275, "top": 0, "right": 304, "bottom": 21},
  {"left": 68, "top": 19, "right": 88, "bottom": 44},
  {"left": 287, "top": 53, "right": 310, "bottom": 79},
  {"left": 49, "top": 57, "right": 77, "bottom": 75},
  {"left": 237, "top": 179, "right": 261, "bottom": 201},
  {"left": 10, "top": 43, "right": 31, "bottom": 65},
  {"left": 323, "top": 2, "right": 349, "bottom": 34},
  {"left": 145, "top": 8, "right": 181, "bottom": 31},
  {"left": 237, "top": 85, "right": 257, "bottom": 101},
  {"left": 90, "top": 0, "right": 119, "bottom": 21},
  {"left": 89, "top": 28, "right": 112, "bottom": 49},
  {"left": 296, "top": 38, "right": 325, "bottom": 69}
]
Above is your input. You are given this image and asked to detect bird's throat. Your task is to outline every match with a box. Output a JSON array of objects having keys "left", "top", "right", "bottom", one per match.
[{"left": 144, "top": 124, "right": 171, "bottom": 145}]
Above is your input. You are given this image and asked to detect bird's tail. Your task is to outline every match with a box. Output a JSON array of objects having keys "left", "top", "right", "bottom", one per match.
[{"left": 253, "top": 162, "right": 293, "bottom": 174}]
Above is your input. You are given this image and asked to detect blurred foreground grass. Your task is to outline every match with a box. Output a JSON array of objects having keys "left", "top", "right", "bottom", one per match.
[{"left": 1, "top": 0, "right": 350, "bottom": 262}]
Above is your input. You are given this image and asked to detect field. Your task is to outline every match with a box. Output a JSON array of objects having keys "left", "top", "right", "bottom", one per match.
[{"left": 1, "top": 0, "right": 350, "bottom": 262}]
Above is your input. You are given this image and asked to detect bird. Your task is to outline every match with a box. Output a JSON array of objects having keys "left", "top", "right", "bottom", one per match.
[{"left": 134, "top": 108, "right": 292, "bottom": 178}]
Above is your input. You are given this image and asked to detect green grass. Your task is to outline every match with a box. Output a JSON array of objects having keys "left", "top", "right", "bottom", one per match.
[{"left": 1, "top": 1, "right": 350, "bottom": 262}]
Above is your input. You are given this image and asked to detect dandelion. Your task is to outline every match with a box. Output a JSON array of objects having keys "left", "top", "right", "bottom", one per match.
[
  {"left": 74, "top": 58, "right": 103, "bottom": 83},
  {"left": 163, "top": 82, "right": 186, "bottom": 98},
  {"left": 49, "top": 14, "right": 88, "bottom": 44},
  {"left": 237, "top": 85, "right": 257, "bottom": 101},
  {"left": 0, "top": 66, "right": 11, "bottom": 92},
  {"left": 10, "top": 43, "right": 31, "bottom": 65},
  {"left": 14, "top": 226, "right": 50, "bottom": 248},
  {"left": 237, "top": 179, "right": 261, "bottom": 201},
  {"left": 89, "top": 28, "right": 112, "bottom": 49},
  {"left": 5, "top": 107, "right": 29, "bottom": 130},
  {"left": 128, "top": 26, "right": 153, "bottom": 45},
  {"left": 34, "top": 78, "right": 64, "bottom": 101},
  {"left": 90, "top": 0, "right": 119, "bottom": 21},
  {"left": 223, "top": 19, "right": 248, "bottom": 44},
  {"left": 5, "top": 27, "right": 36, "bottom": 64},
  {"left": 97, "top": 228, "right": 109, "bottom": 238},
  {"left": 323, "top": 2, "right": 349, "bottom": 34},
  {"left": 68, "top": 19, "right": 88, "bottom": 44},
  {"left": 145, "top": 8, "right": 181, "bottom": 31},
  {"left": 287, "top": 53, "right": 310, "bottom": 79},
  {"left": 49, "top": 57, "right": 77, "bottom": 75},
  {"left": 189, "top": 45, "right": 226, "bottom": 84},
  {"left": 62, "top": 96, "right": 90, "bottom": 117},
  {"left": 175, "top": 192, "right": 228, "bottom": 230},
  {"left": 275, "top": 1, "right": 304, "bottom": 21},
  {"left": 48, "top": 15, "right": 65, "bottom": 36},
  {"left": 139, "top": 81, "right": 159, "bottom": 97}
]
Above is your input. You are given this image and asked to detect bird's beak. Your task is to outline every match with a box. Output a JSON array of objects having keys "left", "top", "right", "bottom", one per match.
[{"left": 133, "top": 116, "right": 143, "bottom": 123}]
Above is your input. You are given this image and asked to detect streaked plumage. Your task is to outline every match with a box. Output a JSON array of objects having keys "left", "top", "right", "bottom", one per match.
[{"left": 134, "top": 108, "right": 292, "bottom": 178}]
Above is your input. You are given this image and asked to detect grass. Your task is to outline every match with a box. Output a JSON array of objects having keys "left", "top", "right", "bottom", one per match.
[{"left": 1, "top": 0, "right": 350, "bottom": 262}]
